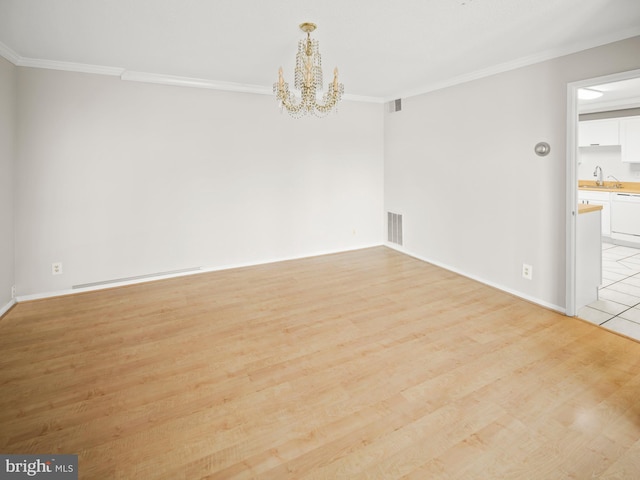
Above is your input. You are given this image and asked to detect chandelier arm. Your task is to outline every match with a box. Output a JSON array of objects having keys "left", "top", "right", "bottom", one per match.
[
  {"left": 316, "top": 88, "right": 343, "bottom": 108},
  {"left": 277, "top": 91, "right": 304, "bottom": 114}
]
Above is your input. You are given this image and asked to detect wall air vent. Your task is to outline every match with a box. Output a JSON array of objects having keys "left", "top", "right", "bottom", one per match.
[
  {"left": 387, "top": 212, "right": 403, "bottom": 245},
  {"left": 389, "top": 98, "right": 402, "bottom": 113}
]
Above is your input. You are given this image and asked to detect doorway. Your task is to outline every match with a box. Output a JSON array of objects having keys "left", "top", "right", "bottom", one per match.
[{"left": 566, "top": 69, "right": 640, "bottom": 340}]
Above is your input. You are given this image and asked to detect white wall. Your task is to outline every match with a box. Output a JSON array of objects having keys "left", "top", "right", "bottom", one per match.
[
  {"left": 15, "top": 69, "right": 384, "bottom": 296},
  {"left": 0, "top": 57, "right": 16, "bottom": 312},
  {"left": 384, "top": 36, "right": 640, "bottom": 311}
]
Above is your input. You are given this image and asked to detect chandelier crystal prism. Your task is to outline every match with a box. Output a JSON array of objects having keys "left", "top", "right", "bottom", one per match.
[{"left": 273, "top": 23, "right": 344, "bottom": 118}]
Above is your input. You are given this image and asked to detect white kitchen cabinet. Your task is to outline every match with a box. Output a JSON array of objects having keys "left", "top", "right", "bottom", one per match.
[
  {"left": 620, "top": 116, "right": 640, "bottom": 163},
  {"left": 578, "top": 118, "right": 620, "bottom": 147},
  {"left": 576, "top": 207, "right": 602, "bottom": 310},
  {"left": 578, "top": 190, "right": 611, "bottom": 236}
]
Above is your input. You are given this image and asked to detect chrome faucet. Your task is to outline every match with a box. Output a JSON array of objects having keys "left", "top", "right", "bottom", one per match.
[
  {"left": 607, "top": 175, "right": 623, "bottom": 188},
  {"left": 593, "top": 166, "right": 603, "bottom": 186}
]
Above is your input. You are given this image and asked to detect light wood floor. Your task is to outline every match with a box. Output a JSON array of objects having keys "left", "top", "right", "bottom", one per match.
[{"left": 2, "top": 247, "right": 640, "bottom": 479}]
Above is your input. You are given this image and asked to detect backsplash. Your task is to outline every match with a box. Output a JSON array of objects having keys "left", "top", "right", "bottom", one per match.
[{"left": 578, "top": 147, "right": 640, "bottom": 182}]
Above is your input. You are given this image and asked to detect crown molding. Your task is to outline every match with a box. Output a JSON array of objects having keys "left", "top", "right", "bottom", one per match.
[
  {"left": 3, "top": 27, "right": 638, "bottom": 104},
  {"left": 0, "top": 40, "right": 124, "bottom": 76},
  {"left": 0, "top": 38, "right": 383, "bottom": 103},
  {"left": 120, "top": 71, "right": 384, "bottom": 102},
  {"left": 388, "top": 26, "right": 640, "bottom": 102},
  {"left": 120, "top": 71, "right": 271, "bottom": 95},
  {"left": 0, "top": 40, "right": 21, "bottom": 64},
  {"left": 18, "top": 57, "right": 124, "bottom": 76},
  {"left": 0, "top": 44, "right": 385, "bottom": 102},
  {"left": 343, "top": 93, "right": 385, "bottom": 104}
]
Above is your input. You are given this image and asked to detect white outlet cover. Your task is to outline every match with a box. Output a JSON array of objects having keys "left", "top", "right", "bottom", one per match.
[
  {"left": 522, "top": 264, "right": 533, "bottom": 280},
  {"left": 52, "top": 262, "right": 63, "bottom": 275}
]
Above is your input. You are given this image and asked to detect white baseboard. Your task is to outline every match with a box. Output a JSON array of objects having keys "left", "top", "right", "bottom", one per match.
[
  {"left": 385, "top": 243, "right": 566, "bottom": 315},
  {"left": 16, "top": 243, "right": 384, "bottom": 303},
  {"left": 609, "top": 235, "right": 640, "bottom": 249},
  {"left": 0, "top": 298, "right": 17, "bottom": 318},
  {"left": 7, "top": 243, "right": 566, "bottom": 315}
]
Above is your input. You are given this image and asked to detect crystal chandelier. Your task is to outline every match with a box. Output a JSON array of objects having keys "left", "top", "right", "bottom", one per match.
[{"left": 273, "top": 23, "right": 344, "bottom": 118}]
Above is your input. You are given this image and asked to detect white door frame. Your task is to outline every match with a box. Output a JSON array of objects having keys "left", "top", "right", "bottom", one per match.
[{"left": 565, "top": 68, "right": 640, "bottom": 317}]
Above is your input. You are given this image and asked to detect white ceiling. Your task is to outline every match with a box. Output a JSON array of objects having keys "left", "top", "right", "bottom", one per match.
[{"left": 1, "top": 0, "right": 640, "bottom": 101}]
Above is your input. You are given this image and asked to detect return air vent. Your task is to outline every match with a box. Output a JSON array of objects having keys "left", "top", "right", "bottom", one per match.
[
  {"left": 387, "top": 212, "right": 403, "bottom": 245},
  {"left": 389, "top": 98, "right": 402, "bottom": 113}
]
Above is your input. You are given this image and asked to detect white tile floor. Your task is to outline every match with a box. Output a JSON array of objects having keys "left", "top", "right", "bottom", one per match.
[{"left": 578, "top": 243, "right": 640, "bottom": 341}]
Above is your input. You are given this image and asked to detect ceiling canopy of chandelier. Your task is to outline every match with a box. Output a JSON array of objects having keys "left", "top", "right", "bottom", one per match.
[{"left": 273, "top": 23, "right": 344, "bottom": 118}]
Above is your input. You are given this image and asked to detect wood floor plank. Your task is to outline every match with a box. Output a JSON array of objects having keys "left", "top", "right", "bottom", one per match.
[{"left": 1, "top": 246, "right": 640, "bottom": 479}]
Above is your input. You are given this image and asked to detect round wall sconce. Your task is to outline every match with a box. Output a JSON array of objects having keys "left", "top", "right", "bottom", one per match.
[{"left": 534, "top": 142, "right": 551, "bottom": 156}]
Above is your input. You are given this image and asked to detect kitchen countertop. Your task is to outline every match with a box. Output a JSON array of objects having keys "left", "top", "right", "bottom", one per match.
[
  {"left": 578, "top": 180, "right": 640, "bottom": 194},
  {"left": 578, "top": 203, "right": 603, "bottom": 214}
]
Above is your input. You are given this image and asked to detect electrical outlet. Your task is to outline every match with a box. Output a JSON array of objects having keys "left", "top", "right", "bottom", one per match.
[
  {"left": 522, "top": 263, "right": 533, "bottom": 280},
  {"left": 11, "top": 285, "right": 16, "bottom": 299},
  {"left": 52, "top": 262, "right": 63, "bottom": 275}
]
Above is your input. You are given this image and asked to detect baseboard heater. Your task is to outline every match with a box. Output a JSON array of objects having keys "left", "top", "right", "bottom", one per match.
[{"left": 72, "top": 267, "right": 202, "bottom": 289}]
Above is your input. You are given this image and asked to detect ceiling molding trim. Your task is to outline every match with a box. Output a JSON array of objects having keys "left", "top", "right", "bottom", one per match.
[
  {"left": 121, "top": 71, "right": 385, "bottom": 103},
  {"left": 0, "top": 41, "right": 386, "bottom": 102},
  {"left": 0, "top": 41, "right": 21, "bottom": 65},
  {"left": 17, "top": 57, "right": 124, "bottom": 76},
  {"left": 120, "top": 71, "right": 271, "bottom": 95},
  {"left": 343, "top": 93, "right": 385, "bottom": 104},
  {"left": 0, "top": 41, "right": 124, "bottom": 75},
  {"left": 7, "top": 26, "right": 637, "bottom": 103},
  {"left": 388, "top": 27, "right": 640, "bottom": 102}
]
